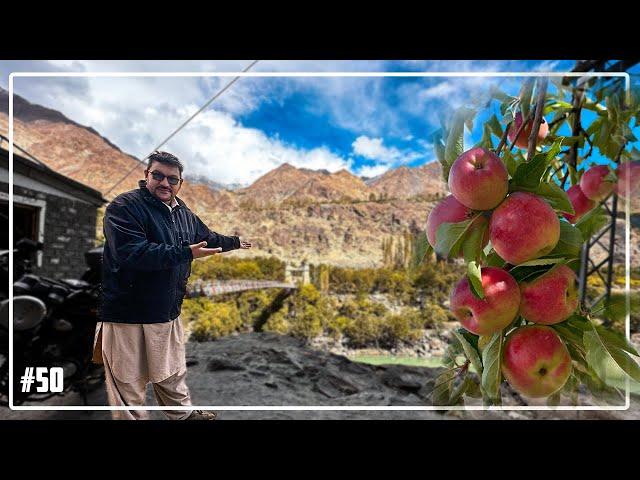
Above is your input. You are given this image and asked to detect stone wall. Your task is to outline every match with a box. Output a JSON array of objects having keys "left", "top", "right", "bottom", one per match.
[{"left": 8, "top": 183, "right": 99, "bottom": 280}]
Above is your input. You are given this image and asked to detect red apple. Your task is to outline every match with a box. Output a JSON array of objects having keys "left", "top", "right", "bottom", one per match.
[
  {"left": 563, "top": 185, "right": 595, "bottom": 224},
  {"left": 501, "top": 325, "right": 572, "bottom": 398},
  {"left": 449, "top": 267, "right": 521, "bottom": 336},
  {"left": 448, "top": 147, "right": 509, "bottom": 211},
  {"left": 489, "top": 192, "right": 560, "bottom": 265},
  {"left": 507, "top": 112, "right": 549, "bottom": 149},
  {"left": 426, "top": 195, "right": 490, "bottom": 253},
  {"left": 580, "top": 164, "right": 615, "bottom": 202},
  {"left": 616, "top": 160, "right": 640, "bottom": 201},
  {"left": 519, "top": 264, "right": 579, "bottom": 325}
]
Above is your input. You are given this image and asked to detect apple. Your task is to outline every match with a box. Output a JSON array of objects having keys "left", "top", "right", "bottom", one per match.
[
  {"left": 616, "top": 160, "right": 640, "bottom": 201},
  {"left": 448, "top": 147, "right": 509, "bottom": 211},
  {"left": 580, "top": 164, "right": 615, "bottom": 202},
  {"left": 563, "top": 185, "right": 595, "bottom": 224},
  {"left": 507, "top": 112, "right": 549, "bottom": 149},
  {"left": 501, "top": 325, "right": 572, "bottom": 398},
  {"left": 426, "top": 195, "right": 490, "bottom": 253},
  {"left": 519, "top": 264, "right": 579, "bottom": 325},
  {"left": 449, "top": 266, "right": 521, "bottom": 336},
  {"left": 489, "top": 192, "right": 561, "bottom": 265}
]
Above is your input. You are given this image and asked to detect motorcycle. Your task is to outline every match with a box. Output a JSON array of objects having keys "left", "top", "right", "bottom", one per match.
[{"left": 0, "top": 239, "right": 105, "bottom": 406}]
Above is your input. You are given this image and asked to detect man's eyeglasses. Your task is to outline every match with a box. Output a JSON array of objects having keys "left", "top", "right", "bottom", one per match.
[{"left": 148, "top": 170, "right": 182, "bottom": 186}]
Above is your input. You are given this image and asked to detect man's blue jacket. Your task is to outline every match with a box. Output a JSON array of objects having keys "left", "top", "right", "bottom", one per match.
[{"left": 98, "top": 180, "right": 240, "bottom": 324}]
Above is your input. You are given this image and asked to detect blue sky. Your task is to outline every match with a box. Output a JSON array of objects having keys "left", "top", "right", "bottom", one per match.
[{"left": 1, "top": 60, "right": 638, "bottom": 187}]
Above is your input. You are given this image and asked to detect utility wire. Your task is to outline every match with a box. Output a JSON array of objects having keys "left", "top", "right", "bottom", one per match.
[
  {"left": 104, "top": 60, "right": 260, "bottom": 197},
  {"left": 0, "top": 133, "right": 52, "bottom": 168}
]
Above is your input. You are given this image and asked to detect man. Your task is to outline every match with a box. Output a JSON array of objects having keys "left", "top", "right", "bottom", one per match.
[{"left": 95, "top": 151, "right": 251, "bottom": 420}]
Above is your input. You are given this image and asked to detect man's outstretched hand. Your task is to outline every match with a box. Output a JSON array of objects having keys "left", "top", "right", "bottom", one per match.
[
  {"left": 190, "top": 241, "right": 223, "bottom": 259},
  {"left": 239, "top": 239, "right": 252, "bottom": 249}
]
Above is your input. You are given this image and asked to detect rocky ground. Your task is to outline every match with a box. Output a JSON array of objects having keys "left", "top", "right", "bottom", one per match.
[{"left": 1, "top": 332, "right": 639, "bottom": 421}]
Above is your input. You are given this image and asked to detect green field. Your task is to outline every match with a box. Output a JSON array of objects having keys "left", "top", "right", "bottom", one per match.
[
  {"left": 350, "top": 354, "right": 640, "bottom": 397},
  {"left": 349, "top": 354, "right": 445, "bottom": 368}
]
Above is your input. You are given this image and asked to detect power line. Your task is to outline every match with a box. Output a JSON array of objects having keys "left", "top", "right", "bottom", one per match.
[
  {"left": 0, "top": 133, "right": 53, "bottom": 169},
  {"left": 104, "top": 60, "right": 260, "bottom": 197}
]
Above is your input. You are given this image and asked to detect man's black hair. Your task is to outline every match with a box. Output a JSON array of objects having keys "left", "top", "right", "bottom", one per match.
[{"left": 146, "top": 151, "right": 184, "bottom": 176}]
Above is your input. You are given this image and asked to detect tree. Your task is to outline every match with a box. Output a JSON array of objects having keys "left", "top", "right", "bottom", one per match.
[{"left": 427, "top": 74, "right": 640, "bottom": 406}]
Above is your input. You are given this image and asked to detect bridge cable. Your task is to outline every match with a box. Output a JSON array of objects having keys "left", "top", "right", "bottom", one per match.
[{"left": 104, "top": 60, "right": 260, "bottom": 198}]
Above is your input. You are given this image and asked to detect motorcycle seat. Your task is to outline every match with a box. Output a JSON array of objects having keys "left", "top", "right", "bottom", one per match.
[{"left": 60, "top": 278, "right": 91, "bottom": 289}]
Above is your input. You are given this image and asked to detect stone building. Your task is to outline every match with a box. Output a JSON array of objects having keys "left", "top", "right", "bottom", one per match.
[{"left": 0, "top": 143, "right": 106, "bottom": 279}]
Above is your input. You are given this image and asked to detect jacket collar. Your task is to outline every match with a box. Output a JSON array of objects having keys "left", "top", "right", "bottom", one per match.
[{"left": 138, "top": 179, "right": 186, "bottom": 211}]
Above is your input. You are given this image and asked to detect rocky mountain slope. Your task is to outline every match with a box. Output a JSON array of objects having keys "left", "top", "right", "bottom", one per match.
[
  {"left": 1, "top": 87, "right": 637, "bottom": 269},
  {"left": 0, "top": 88, "right": 447, "bottom": 267}
]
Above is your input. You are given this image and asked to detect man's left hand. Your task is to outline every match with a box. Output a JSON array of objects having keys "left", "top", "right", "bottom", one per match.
[{"left": 239, "top": 240, "right": 252, "bottom": 249}]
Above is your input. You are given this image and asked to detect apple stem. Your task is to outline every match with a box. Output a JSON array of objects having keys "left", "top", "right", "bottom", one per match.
[
  {"left": 495, "top": 122, "right": 511, "bottom": 155},
  {"left": 526, "top": 78, "right": 549, "bottom": 162}
]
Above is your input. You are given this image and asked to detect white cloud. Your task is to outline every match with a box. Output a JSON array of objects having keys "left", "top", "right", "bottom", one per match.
[
  {"left": 1, "top": 59, "right": 573, "bottom": 189},
  {"left": 353, "top": 136, "right": 399, "bottom": 162},
  {"left": 351, "top": 135, "right": 425, "bottom": 181},
  {"left": 352, "top": 135, "right": 422, "bottom": 164},
  {"left": 160, "top": 107, "right": 353, "bottom": 185},
  {"left": 356, "top": 164, "right": 390, "bottom": 178}
]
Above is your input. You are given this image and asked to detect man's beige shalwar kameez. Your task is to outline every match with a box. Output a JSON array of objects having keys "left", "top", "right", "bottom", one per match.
[{"left": 96, "top": 198, "right": 193, "bottom": 420}]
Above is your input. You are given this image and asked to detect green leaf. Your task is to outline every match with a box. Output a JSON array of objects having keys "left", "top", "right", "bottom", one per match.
[
  {"left": 586, "top": 116, "right": 603, "bottom": 136},
  {"left": 432, "top": 368, "right": 457, "bottom": 406},
  {"left": 465, "top": 116, "right": 474, "bottom": 132},
  {"left": 603, "top": 167, "right": 618, "bottom": 184},
  {"left": 627, "top": 147, "right": 640, "bottom": 161},
  {"left": 432, "top": 129, "right": 449, "bottom": 181},
  {"left": 508, "top": 258, "right": 566, "bottom": 284},
  {"left": 584, "top": 328, "right": 640, "bottom": 384},
  {"left": 512, "top": 140, "right": 562, "bottom": 190},
  {"left": 514, "top": 257, "right": 566, "bottom": 268},
  {"left": 464, "top": 377, "right": 483, "bottom": 398},
  {"left": 532, "top": 182, "right": 575, "bottom": 214},
  {"left": 562, "top": 372, "right": 579, "bottom": 406},
  {"left": 476, "top": 123, "right": 493, "bottom": 150},
  {"left": 481, "top": 331, "right": 504, "bottom": 403},
  {"left": 520, "top": 79, "right": 534, "bottom": 120},
  {"left": 448, "top": 372, "right": 473, "bottom": 405},
  {"left": 452, "top": 330, "right": 483, "bottom": 377},
  {"left": 591, "top": 292, "right": 640, "bottom": 331},
  {"left": 546, "top": 391, "right": 561, "bottom": 407},
  {"left": 595, "top": 325, "right": 639, "bottom": 357},
  {"left": 445, "top": 108, "right": 473, "bottom": 170},
  {"left": 467, "top": 261, "right": 485, "bottom": 300},
  {"left": 548, "top": 221, "right": 583, "bottom": 258},
  {"left": 502, "top": 149, "right": 518, "bottom": 177},
  {"left": 509, "top": 266, "right": 553, "bottom": 283},
  {"left": 485, "top": 250, "right": 506, "bottom": 268},
  {"left": 412, "top": 231, "right": 433, "bottom": 268},
  {"left": 512, "top": 154, "right": 548, "bottom": 190},
  {"left": 566, "top": 314, "right": 592, "bottom": 331},
  {"left": 435, "top": 215, "right": 481, "bottom": 259},
  {"left": 487, "top": 114, "right": 503, "bottom": 138},
  {"left": 575, "top": 206, "right": 609, "bottom": 239},
  {"left": 461, "top": 216, "right": 488, "bottom": 264},
  {"left": 553, "top": 324, "right": 588, "bottom": 351},
  {"left": 490, "top": 84, "right": 513, "bottom": 103},
  {"left": 553, "top": 100, "right": 573, "bottom": 109}
]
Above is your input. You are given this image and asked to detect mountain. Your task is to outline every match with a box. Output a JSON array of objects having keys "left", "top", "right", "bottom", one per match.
[
  {"left": 0, "top": 87, "right": 231, "bottom": 209},
  {"left": 3, "top": 88, "right": 635, "bottom": 269},
  {"left": 368, "top": 163, "right": 445, "bottom": 199},
  {"left": 235, "top": 163, "right": 319, "bottom": 205}
]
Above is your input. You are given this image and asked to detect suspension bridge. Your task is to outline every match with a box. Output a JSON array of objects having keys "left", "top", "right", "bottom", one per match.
[{"left": 187, "top": 279, "right": 296, "bottom": 297}]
